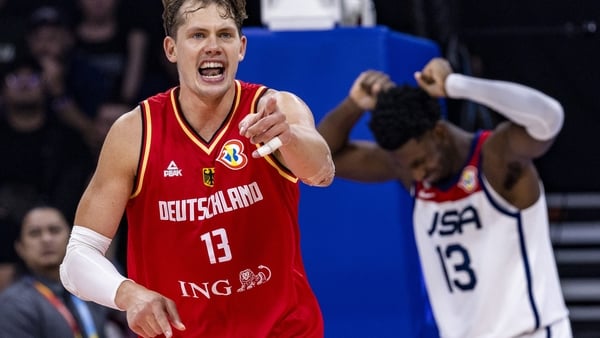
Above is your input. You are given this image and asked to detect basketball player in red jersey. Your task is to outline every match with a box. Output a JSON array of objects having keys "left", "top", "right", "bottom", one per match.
[{"left": 59, "top": 1, "right": 335, "bottom": 337}]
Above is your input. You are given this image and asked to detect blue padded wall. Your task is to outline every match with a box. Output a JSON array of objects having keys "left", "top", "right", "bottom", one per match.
[{"left": 238, "top": 26, "right": 440, "bottom": 337}]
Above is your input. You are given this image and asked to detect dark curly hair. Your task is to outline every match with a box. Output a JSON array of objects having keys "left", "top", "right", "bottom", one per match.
[
  {"left": 369, "top": 85, "right": 441, "bottom": 151},
  {"left": 162, "top": 0, "right": 248, "bottom": 37}
]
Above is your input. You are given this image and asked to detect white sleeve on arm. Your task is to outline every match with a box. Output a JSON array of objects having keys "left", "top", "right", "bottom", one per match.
[
  {"left": 445, "top": 73, "right": 564, "bottom": 141},
  {"left": 60, "top": 225, "right": 130, "bottom": 310}
]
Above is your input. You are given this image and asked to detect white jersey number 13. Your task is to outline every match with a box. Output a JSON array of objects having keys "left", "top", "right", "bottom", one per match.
[{"left": 200, "top": 228, "right": 233, "bottom": 264}]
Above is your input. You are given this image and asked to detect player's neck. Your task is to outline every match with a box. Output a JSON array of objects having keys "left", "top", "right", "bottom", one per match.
[
  {"left": 178, "top": 86, "right": 236, "bottom": 140},
  {"left": 447, "top": 123, "right": 475, "bottom": 175}
]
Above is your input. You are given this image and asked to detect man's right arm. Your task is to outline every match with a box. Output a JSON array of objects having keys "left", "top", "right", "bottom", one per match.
[
  {"left": 60, "top": 107, "right": 185, "bottom": 338},
  {"left": 60, "top": 107, "right": 142, "bottom": 309},
  {"left": 317, "top": 70, "right": 398, "bottom": 182}
]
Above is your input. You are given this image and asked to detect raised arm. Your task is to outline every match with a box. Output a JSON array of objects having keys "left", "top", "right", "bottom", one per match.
[
  {"left": 415, "top": 57, "right": 563, "bottom": 158},
  {"left": 317, "top": 70, "right": 401, "bottom": 183},
  {"left": 239, "top": 89, "right": 335, "bottom": 187},
  {"left": 415, "top": 57, "right": 564, "bottom": 206}
]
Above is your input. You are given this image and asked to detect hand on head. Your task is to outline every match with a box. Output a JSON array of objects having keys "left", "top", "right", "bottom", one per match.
[
  {"left": 414, "top": 57, "right": 454, "bottom": 98},
  {"left": 350, "top": 70, "right": 396, "bottom": 111}
]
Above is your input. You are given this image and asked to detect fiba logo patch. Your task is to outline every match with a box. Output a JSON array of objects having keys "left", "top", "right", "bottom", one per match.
[
  {"left": 217, "top": 139, "right": 248, "bottom": 170},
  {"left": 203, "top": 168, "right": 215, "bottom": 187},
  {"left": 459, "top": 165, "right": 478, "bottom": 193}
]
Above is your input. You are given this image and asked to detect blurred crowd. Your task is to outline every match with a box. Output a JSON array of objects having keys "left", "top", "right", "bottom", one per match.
[
  {"left": 0, "top": 0, "right": 178, "bottom": 291},
  {"left": 0, "top": 1, "right": 181, "bottom": 336}
]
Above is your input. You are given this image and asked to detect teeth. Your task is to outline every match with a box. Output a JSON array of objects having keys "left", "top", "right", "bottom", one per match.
[{"left": 201, "top": 62, "right": 223, "bottom": 69}]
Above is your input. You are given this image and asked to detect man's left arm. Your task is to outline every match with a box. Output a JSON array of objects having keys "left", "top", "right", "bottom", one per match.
[{"left": 239, "top": 90, "right": 335, "bottom": 187}]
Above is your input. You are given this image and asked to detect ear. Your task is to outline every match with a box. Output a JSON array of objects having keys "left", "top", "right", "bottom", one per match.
[
  {"left": 238, "top": 35, "right": 247, "bottom": 62},
  {"left": 163, "top": 36, "right": 177, "bottom": 63}
]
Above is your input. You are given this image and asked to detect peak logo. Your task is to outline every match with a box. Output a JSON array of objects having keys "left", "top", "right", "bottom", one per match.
[
  {"left": 164, "top": 161, "right": 182, "bottom": 177},
  {"left": 217, "top": 139, "right": 248, "bottom": 170}
]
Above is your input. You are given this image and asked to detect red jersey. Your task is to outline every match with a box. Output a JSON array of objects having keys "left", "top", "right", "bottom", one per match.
[{"left": 126, "top": 81, "right": 323, "bottom": 337}]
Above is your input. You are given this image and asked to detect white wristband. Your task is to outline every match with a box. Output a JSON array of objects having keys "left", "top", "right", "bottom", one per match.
[
  {"left": 445, "top": 73, "right": 564, "bottom": 141},
  {"left": 60, "top": 225, "right": 130, "bottom": 310}
]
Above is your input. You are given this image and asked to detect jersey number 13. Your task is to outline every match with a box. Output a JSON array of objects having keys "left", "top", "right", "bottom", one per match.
[{"left": 436, "top": 243, "right": 477, "bottom": 292}]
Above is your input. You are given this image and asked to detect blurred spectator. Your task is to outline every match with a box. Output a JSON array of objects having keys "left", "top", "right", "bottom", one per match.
[
  {"left": 72, "top": 0, "right": 148, "bottom": 105},
  {"left": 127, "top": 0, "right": 178, "bottom": 100},
  {"left": 0, "top": 56, "right": 93, "bottom": 291},
  {"left": 0, "top": 205, "right": 132, "bottom": 337},
  {"left": 0, "top": 0, "right": 77, "bottom": 77},
  {"left": 27, "top": 5, "right": 109, "bottom": 147},
  {"left": 0, "top": 0, "right": 28, "bottom": 78}
]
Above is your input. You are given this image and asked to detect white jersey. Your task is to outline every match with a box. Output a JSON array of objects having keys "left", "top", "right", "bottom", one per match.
[{"left": 413, "top": 131, "right": 570, "bottom": 338}]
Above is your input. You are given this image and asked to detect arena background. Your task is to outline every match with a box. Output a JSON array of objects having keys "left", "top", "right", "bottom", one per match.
[{"left": 4, "top": 0, "right": 598, "bottom": 336}]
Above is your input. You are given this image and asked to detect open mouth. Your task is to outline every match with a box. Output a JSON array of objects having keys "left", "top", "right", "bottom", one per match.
[{"left": 199, "top": 61, "right": 224, "bottom": 79}]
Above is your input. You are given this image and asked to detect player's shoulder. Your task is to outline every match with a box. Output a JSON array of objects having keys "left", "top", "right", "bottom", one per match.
[
  {"left": 103, "top": 105, "right": 143, "bottom": 160},
  {"left": 237, "top": 79, "right": 265, "bottom": 90},
  {"left": 143, "top": 87, "right": 176, "bottom": 109},
  {"left": 112, "top": 105, "right": 142, "bottom": 132}
]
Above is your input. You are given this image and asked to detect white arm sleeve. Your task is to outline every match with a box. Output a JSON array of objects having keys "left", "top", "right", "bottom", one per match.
[
  {"left": 445, "top": 73, "right": 564, "bottom": 141},
  {"left": 60, "top": 225, "right": 130, "bottom": 310}
]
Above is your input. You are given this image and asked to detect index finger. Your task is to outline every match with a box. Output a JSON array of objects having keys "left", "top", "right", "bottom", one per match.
[
  {"left": 155, "top": 309, "right": 174, "bottom": 338},
  {"left": 261, "top": 96, "right": 278, "bottom": 116},
  {"left": 240, "top": 96, "right": 277, "bottom": 135},
  {"left": 166, "top": 299, "right": 186, "bottom": 332},
  {"left": 155, "top": 299, "right": 185, "bottom": 338}
]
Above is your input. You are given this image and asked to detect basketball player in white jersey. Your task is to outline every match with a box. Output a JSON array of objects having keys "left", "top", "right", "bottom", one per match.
[{"left": 318, "top": 57, "right": 572, "bottom": 337}]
